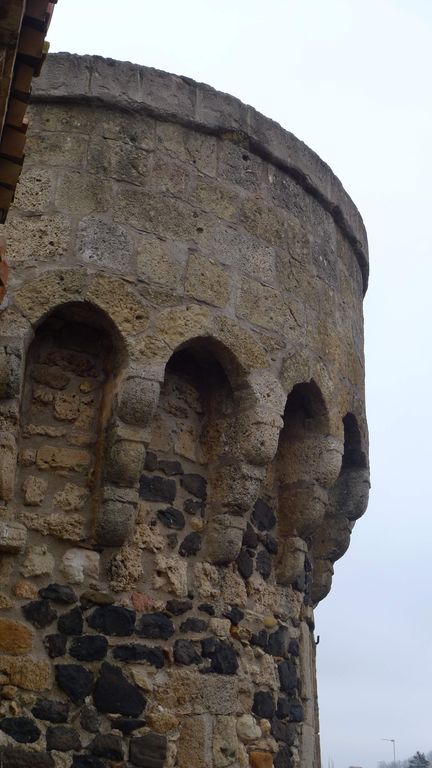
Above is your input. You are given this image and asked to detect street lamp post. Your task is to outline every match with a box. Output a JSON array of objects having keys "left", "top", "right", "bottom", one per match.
[{"left": 382, "top": 738, "right": 397, "bottom": 766}]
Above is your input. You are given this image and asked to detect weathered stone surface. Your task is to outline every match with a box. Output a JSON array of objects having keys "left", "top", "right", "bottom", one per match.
[
  {"left": 137, "top": 613, "right": 174, "bottom": 640},
  {"left": 0, "top": 748, "right": 54, "bottom": 767},
  {"left": 32, "top": 699, "right": 70, "bottom": 724},
  {"left": 0, "top": 520, "right": 27, "bottom": 553},
  {"left": 69, "top": 635, "right": 108, "bottom": 661},
  {"left": 46, "top": 725, "right": 81, "bottom": 751},
  {"left": 174, "top": 639, "right": 202, "bottom": 665},
  {"left": 93, "top": 663, "right": 146, "bottom": 717},
  {"left": 60, "top": 549, "right": 100, "bottom": 584},
  {"left": 0, "top": 619, "right": 33, "bottom": 655},
  {"left": 253, "top": 691, "right": 275, "bottom": 720},
  {"left": 139, "top": 475, "right": 176, "bottom": 502},
  {"left": 0, "top": 717, "right": 41, "bottom": 743},
  {"left": 55, "top": 664, "right": 94, "bottom": 704},
  {"left": 38, "top": 584, "right": 77, "bottom": 604},
  {"left": 112, "top": 643, "right": 165, "bottom": 668},
  {"left": 22, "top": 600, "right": 57, "bottom": 629},
  {"left": 90, "top": 733, "right": 123, "bottom": 760},
  {"left": 87, "top": 605, "right": 135, "bottom": 636},
  {"left": 57, "top": 606, "right": 83, "bottom": 635},
  {"left": 157, "top": 506, "right": 185, "bottom": 530},
  {"left": 129, "top": 732, "right": 167, "bottom": 768},
  {"left": 179, "top": 531, "right": 202, "bottom": 557},
  {"left": 0, "top": 656, "right": 51, "bottom": 691},
  {"left": 80, "top": 705, "right": 101, "bottom": 733},
  {"left": 212, "top": 716, "right": 238, "bottom": 768},
  {"left": 180, "top": 474, "right": 207, "bottom": 499},
  {"left": 44, "top": 634, "right": 67, "bottom": 659}
]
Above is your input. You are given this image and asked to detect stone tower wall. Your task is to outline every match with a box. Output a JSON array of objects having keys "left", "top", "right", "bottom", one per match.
[{"left": 0, "top": 54, "right": 369, "bottom": 768}]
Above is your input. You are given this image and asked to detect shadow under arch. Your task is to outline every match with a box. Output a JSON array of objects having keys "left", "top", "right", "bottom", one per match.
[{"left": 15, "top": 301, "right": 127, "bottom": 547}]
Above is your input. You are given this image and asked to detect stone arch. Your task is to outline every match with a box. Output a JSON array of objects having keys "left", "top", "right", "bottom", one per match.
[
  {"left": 270, "top": 380, "right": 343, "bottom": 587},
  {"left": 14, "top": 300, "right": 127, "bottom": 552},
  {"left": 137, "top": 333, "right": 282, "bottom": 569},
  {"left": 310, "top": 410, "right": 370, "bottom": 604}
]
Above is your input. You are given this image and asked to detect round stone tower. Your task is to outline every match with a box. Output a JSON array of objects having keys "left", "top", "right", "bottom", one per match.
[{"left": 0, "top": 54, "right": 369, "bottom": 768}]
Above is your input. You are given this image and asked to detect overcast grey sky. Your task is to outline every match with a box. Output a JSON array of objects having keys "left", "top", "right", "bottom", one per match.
[{"left": 48, "top": 2, "right": 432, "bottom": 766}]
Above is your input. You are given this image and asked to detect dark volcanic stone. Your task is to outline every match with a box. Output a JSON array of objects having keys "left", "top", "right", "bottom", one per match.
[
  {"left": 90, "top": 733, "right": 123, "bottom": 760},
  {"left": 277, "top": 695, "right": 290, "bottom": 719},
  {"left": 55, "top": 664, "right": 94, "bottom": 704},
  {"left": 32, "top": 698, "right": 69, "bottom": 724},
  {"left": 112, "top": 718, "right": 146, "bottom": 735},
  {"left": 180, "top": 474, "right": 207, "bottom": 499},
  {"left": 72, "top": 758, "right": 105, "bottom": 768},
  {"left": 144, "top": 451, "right": 158, "bottom": 471},
  {"left": 262, "top": 534, "right": 278, "bottom": 554},
  {"left": 289, "top": 639, "right": 299, "bottom": 656},
  {"left": 158, "top": 460, "right": 183, "bottom": 476},
  {"left": 256, "top": 549, "right": 272, "bottom": 580},
  {"left": 46, "top": 725, "right": 81, "bottom": 751},
  {"left": 252, "top": 498, "right": 276, "bottom": 531},
  {"left": 288, "top": 701, "right": 304, "bottom": 722},
  {"left": 274, "top": 745, "right": 294, "bottom": 768},
  {"left": 201, "top": 638, "right": 238, "bottom": 675},
  {"left": 271, "top": 718, "right": 296, "bottom": 744},
  {"left": 167, "top": 533, "right": 178, "bottom": 548},
  {"left": 173, "top": 639, "right": 201, "bottom": 665},
  {"left": 39, "top": 583, "right": 77, "bottom": 604},
  {"left": 70, "top": 635, "right": 108, "bottom": 661},
  {"left": 0, "top": 748, "right": 54, "bottom": 767},
  {"left": 179, "top": 532, "right": 202, "bottom": 557},
  {"left": 278, "top": 660, "right": 298, "bottom": 694},
  {"left": 80, "top": 705, "right": 101, "bottom": 733},
  {"left": 242, "top": 521, "right": 258, "bottom": 548},
  {"left": 113, "top": 644, "right": 165, "bottom": 668},
  {"left": 137, "top": 613, "right": 174, "bottom": 640},
  {"left": 139, "top": 475, "right": 176, "bottom": 503},
  {"left": 80, "top": 590, "right": 114, "bottom": 609},
  {"left": 130, "top": 732, "right": 167, "bottom": 768},
  {"left": 165, "top": 598, "right": 192, "bottom": 615},
  {"left": 0, "top": 717, "right": 40, "bottom": 743},
  {"left": 198, "top": 602, "right": 215, "bottom": 615},
  {"left": 268, "top": 626, "right": 290, "bottom": 658},
  {"left": 184, "top": 498, "right": 204, "bottom": 516},
  {"left": 44, "top": 633, "right": 67, "bottom": 658},
  {"left": 180, "top": 617, "right": 208, "bottom": 633},
  {"left": 250, "top": 628, "right": 268, "bottom": 650},
  {"left": 223, "top": 606, "right": 244, "bottom": 625},
  {"left": 237, "top": 548, "right": 254, "bottom": 580},
  {"left": 252, "top": 691, "right": 275, "bottom": 720},
  {"left": 293, "top": 572, "right": 306, "bottom": 592},
  {"left": 87, "top": 605, "right": 135, "bottom": 636},
  {"left": 57, "top": 606, "right": 83, "bottom": 635},
  {"left": 93, "top": 662, "right": 146, "bottom": 717},
  {"left": 157, "top": 506, "right": 185, "bottom": 530},
  {"left": 22, "top": 599, "right": 57, "bottom": 629}
]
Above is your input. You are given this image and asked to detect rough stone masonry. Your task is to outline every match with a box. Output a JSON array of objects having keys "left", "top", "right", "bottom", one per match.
[{"left": 0, "top": 53, "right": 369, "bottom": 768}]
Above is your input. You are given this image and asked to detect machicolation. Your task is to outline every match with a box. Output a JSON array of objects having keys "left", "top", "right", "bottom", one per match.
[{"left": 0, "top": 53, "right": 369, "bottom": 768}]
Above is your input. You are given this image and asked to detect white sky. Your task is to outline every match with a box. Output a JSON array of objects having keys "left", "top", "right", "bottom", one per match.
[{"left": 47, "top": 2, "right": 432, "bottom": 766}]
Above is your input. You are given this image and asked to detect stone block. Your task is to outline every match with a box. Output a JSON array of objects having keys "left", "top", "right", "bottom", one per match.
[
  {"left": 21, "top": 545, "right": 55, "bottom": 577},
  {"left": 274, "top": 537, "right": 307, "bottom": 587},
  {"left": 0, "top": 520, "right": 26, "bottom": 553},
  {"left": 77, "top": 216, "right": 136, "bottom": 273},
  {"left": 185, "top": 252, "right": 231, "bottom": 307},
  {"left": 177, "top": 715, "right": 212, "bottom": 768},
  {"left": 86, "top": 273, "right": 149, "bottom": 336},
  {"left": 60, "top": 548, "right": 100, "bottom": 584},
  {"left": 4, "top": 214, "right": 70, "bottom": 268},
  {"left": 22, "top": 475, "right": 48, "bottom": 506},
  {"left": 36, "top": 445, "right": 91, "bottom": 473},
  {"left": 0, "top": 619, "right": 33, "bottom": 655},
  {"left": 88, "top": 135, "right": 152, "bottom": 184},
  {"left": 105, "top": 438, "right": 146, "bottom": 487},
  {"left": 96, "top": 499, "right": 135, "bottom": 547},
  {"left": 55, "top": 170, "right": 111, "bottom": 215},
  {"left": 25, "top": 129, "right": 87, "bottom": 167},
  {"left": 118, "top": 376, "right": 159, "bottom": 428},
  {"left": 0, "top": 432, "right": 17, "bottom": 501},
  {"left": 137, "top": 235, "right": 185, "bottom": 290},
  {"left": 212, "top": 715, "right": 238, "bottom": 768},
  {"left": 206, "top": 514, "right": 246, "bottom": 565},
  {"left": 278, "top": 482, "right": 328, "bottom": 538},
  {"left": 0, "top": 655, "right": 51, "bottom": 691},
  {"left": 13, "top": 167, "right": 55, "bottom": 212},
  {"left": 237, "top": 276, "right": 288, "bottom": 334}
]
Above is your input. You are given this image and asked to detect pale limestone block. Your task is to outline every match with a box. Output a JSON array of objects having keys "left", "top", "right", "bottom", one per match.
[
  {"left": 153, "top": 554, "right": 188, "bottom": 598},
  {"left": 212, "top": 715, "right": 238, "bottom": 768},
  {"left": 22, "top": 475, "right": 48, "bottom": 506},
  {"left": 0, "top": 432, "right": 17, "bottom": 501},
  {"left": 0, "top": 521, "right": 26, "bottom": 553},
  {"left": 61, "top": 548, "right": 100, "bottom": 584},
  {"left": 21, "top": 545, "right": 55, "bottom": 577}
]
